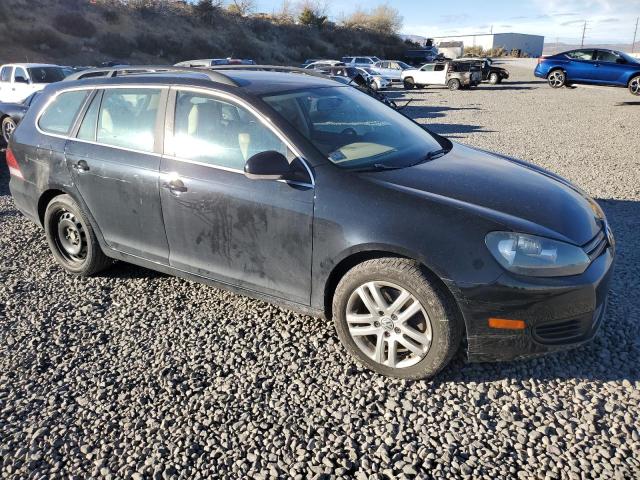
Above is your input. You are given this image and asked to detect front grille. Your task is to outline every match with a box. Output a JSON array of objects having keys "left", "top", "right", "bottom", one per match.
[
  {"left": 583, "top": 229, "right": 608, "bottom": 261},
  {"left": 534, "top": 318, "right": 584, "bottom": 343}
]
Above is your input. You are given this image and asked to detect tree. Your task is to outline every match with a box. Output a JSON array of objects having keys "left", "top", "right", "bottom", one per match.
[
  {"left": 227, "top": 0, "right": 256, "bottom": 16},
  {"left": 298, "top": 6, "right": 327, "bottom": 29},
  {"left": 341, "top": 3, "right": 403, "bottom": 35},
  {"left": 194, "top": 0, "right": 222, "bottom": 24}
]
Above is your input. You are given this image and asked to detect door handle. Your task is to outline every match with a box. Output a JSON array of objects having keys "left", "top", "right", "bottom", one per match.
[
  {"left": 73, "top": 160, "right": 89, "bottom": 172},
  {"left": 162, "top": 178, "right": 188, "bottom": 193}
]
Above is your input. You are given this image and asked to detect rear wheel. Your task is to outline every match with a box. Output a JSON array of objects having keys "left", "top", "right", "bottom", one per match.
[
  {"left": 44, "top": 194, "right": 112, "bottom": 276},
  {"left": 547, "top": 69, "right": 565, "bottom": 88},
  {"left": 629, "top": 75, "right": 640, "bottom": 96},
  {"left": 1, "top": 116, "right": 16, "bottom": 146},
  {"left": 488, "top": 72, "right": 499, "bottom": 85},
  {"left": 403, "top": 77, "right": 415, "bottom": 90},
  {"left": 447, "top": 78, "right": 461, "bottom": 91},
  {"left": 332, "top": 258, "right": 463, "bottom": 380}
]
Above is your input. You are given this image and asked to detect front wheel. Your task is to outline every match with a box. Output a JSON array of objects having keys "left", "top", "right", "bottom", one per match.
[
  {"left": 548, "top": 69, "right": 565, "bottom": 88},
  {"left": 488, "top": 72, "right": 499, "bottom": 85},
  {"left": 1, "top": 116, "right": 17, "bottom": 146},
  {"left": 447, "top": 78, "right": 461, "bottom": 91},
  {"left": 629, "top": 75, "right": 640, "bottom": 96},
  {"left": 332, "top": 258, "right": 463, "bottom": 380},
  {"left": 403, "top": 77, "right": 415, "bottom": 90},
  {"left": 44, "top": 194, "right": 112, "bottom": 276}
]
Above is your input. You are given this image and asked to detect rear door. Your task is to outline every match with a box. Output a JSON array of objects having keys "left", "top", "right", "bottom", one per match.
[
  {"left": 159, "top": 88, "right": 314, "bottom": 304},
  {"left": 564, "top": 49, "right": 597, "bottom": 82},
  {"left": 64, "top": 87, "right": 170, "bottom": 263}
]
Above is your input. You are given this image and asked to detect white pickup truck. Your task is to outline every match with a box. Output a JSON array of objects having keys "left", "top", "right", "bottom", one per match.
[
  {"left": 0, "top": 64, "right": 66, "bottom": 102},
  {"left": 401, "top": 62, "right": 482, "bottom": 91}
]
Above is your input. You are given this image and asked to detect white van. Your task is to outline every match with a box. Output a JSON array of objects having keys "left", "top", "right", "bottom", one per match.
[{"left": 0, "top": 64, "right": 66, "bottom": 102}]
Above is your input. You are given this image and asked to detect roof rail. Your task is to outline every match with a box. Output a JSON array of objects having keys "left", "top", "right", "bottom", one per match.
[
  {"left": 64, "top": 65, "right": 239, "bottom": 86},
  {"left": 207, "top": 64, "right": 330, "bottom": 80}
]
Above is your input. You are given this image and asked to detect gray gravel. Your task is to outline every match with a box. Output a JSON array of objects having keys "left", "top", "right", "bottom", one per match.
[{"left": 1, "top": 60, "right": 639, "bottom": 479}]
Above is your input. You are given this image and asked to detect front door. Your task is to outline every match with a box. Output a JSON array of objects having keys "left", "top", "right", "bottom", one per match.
[
  {"left": 592, "top": 50, "right": 628, "bottom": 84},
  {"left": 0, "top": 66, "right": 14, "bottom": 102},
  {"left": 65, "top": 87, "right": 170, "bottom": 263},
  {"left": 564, "top": 49, "right": 597, "bottom": 82},
  {"left": 159, "top": 89, "right": 314, "bottom": 304},
  {"left": 12, "top": 67, "right": 31, "bottom": 102}
]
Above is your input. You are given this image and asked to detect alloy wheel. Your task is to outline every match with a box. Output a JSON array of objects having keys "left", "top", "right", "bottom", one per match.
[
  {"left": 548, "top": 71, "right": 565, "bottom": 88},
  {"left": 630, "top": 77, "right": 640, "bottom": 96},
  {"left": 2, "top": 118, "right": 16, "bottom": 144},
  {"left": 345, "top": 281, "right": 432, "bottom": 369}
]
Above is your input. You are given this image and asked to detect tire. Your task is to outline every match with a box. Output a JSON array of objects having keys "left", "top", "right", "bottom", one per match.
[
  {"left": 44, "top": 194, "right": 112, "bottom": 276},
  {"left": 332, "top": 258, "right": 463, "bottom": 380},
  {"left": 403, "top": 77, "right": 415, "bottom": 90},
  {"left": 629, "top": 75, "right": 640, "bottom": 96},
  {"left": 370, "top": 81, "right": 379, "bottom": 92},
  {"left": 489, "top": 72, "right": 499, "bottom": 85},
  {"left": 1, "top": 116, "right": 16, "bottom": 146},
  {"left": 547, "top": 69, "right": 565, "bottom": 88},
  {"left": 447, "top": 78, "right": 461, "bottom": 91}
]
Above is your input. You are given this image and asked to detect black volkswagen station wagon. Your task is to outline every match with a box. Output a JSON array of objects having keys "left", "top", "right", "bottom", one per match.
[{"left": 7, "top": 66, "right": 615, "bottom": 379}]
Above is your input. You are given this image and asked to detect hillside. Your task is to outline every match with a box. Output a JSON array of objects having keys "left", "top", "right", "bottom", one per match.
[{"left": 0, "top": 0, "right": 409, "bottom": 66}]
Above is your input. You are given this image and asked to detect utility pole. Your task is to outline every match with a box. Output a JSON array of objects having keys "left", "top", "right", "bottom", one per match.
[
  {"left": 633, "top": 17, "right": 639, "bottom": 53},
  {"left": 581, "top": 21, "right": 587, "bottom": 47}
]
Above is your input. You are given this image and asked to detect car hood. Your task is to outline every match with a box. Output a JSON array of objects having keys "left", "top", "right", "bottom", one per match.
[{"left": 362, "top": 142, "right": 603, "bottom": 246}]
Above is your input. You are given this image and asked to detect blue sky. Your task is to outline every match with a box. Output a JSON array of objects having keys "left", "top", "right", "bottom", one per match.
[{"left": 255, "top": 0, "right": 640, "bottom": 44}]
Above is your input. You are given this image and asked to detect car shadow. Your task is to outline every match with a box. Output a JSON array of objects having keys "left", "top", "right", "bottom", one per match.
[{"left": 615, "top": 101, "right": 640, "bottom": 106}]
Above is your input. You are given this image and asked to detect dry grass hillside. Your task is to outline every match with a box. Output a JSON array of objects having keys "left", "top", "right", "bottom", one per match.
[{"left": 0, "top": 0, "right": 409, "bottom": 66}]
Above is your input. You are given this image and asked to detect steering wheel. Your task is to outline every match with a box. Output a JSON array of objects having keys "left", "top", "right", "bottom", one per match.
[{"left": 341, "top": 128, "right": 357, "bottom": 137}]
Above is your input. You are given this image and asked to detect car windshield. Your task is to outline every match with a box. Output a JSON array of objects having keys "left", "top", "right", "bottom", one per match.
[
  {"left": 619, "top": 51, "right": 640, "bottom": 64},
  {"left": 27, "top": 67, "right": 66, "bottom": 83},
  {"left": 262, "top": 86, "right": 445, "bottom": 170}
]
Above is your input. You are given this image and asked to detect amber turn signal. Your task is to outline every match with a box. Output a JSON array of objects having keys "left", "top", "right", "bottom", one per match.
[{"left": 488, "top": 318, "right": 526, "bottom": 330}]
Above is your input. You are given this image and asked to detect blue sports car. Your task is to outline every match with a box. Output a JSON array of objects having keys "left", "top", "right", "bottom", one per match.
[{"left": 534, "top": 48, "right": 640, "bottom": 96}]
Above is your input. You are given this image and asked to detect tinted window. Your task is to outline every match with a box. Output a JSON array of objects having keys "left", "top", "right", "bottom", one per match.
[
  {"left": 595, "top": 50, "right": 620, "bottom": 62},
  {"left": 172, "top": 91, "right": 288, "bottom": 171},
  {"left": 97, "top": 88, "right": 161, "bottom": 152},
  {"left": 77, "top": 91, "right": 101, "bottom": 141},
  {"left": 434, "top": 64, "right": 446, "bottom": 71},
  {"left": 27, "top": 67, "right": 66, "bottom": 83},
  {"left": 0, "top": 67, "right": 13, "bottom": 82},
  {"left": 14, "top": 68, "right": 28, "bottom": 82},
  {"left": 342, "top": 57, "right": 354, "bottom": 63},
  {"left": 421, "top": 65, "right": 435, "bottom": 71},
  {"left": 565, "top": 50, "right": 594, "bottom": 60},
  {"left": 39, "top": 90, "right": 89, "bottom": 135},
  {"left": 356, "top": 57, "right": 371, "bottom": 64}
]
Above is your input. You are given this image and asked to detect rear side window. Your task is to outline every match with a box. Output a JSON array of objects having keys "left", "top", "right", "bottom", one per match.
[
  {"left": 434, "top": 64, "right": 446, "bottom": 71},
  {"left": 0, "top": 67, "right": 13, "bottom": 82},
  {"left": 14, "top": 68, "right": 28, "bottom": 83},
  {"left": 96, "top": 88, "right": 161, "bottom": 152},
  {"left": 39, "top": 90, "right": 89, "bottom": 135},
  {"left": 27, "top": 67, "right": 66, "bottom": 83},
  {"left": 565, "top": 50, "right": 594, "bottom": 60},
  {"left": 356, "top": 57, "right": 371, "bottom": 64}
]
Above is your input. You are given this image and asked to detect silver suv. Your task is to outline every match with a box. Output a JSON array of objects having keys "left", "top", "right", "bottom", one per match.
[{"left": 341, "top": 56, "right": 381, "bottom": 67}]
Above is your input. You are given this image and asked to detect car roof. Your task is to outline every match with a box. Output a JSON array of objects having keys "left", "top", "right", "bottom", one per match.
[
  {"left": 2, "top": 63, "right": 60, "bottom": 68},
  {"left": 54, "top": 69, "right": 341, "bottom": 96}
]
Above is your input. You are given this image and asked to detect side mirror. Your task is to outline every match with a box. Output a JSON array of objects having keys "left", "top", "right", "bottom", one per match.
[
  {"left": 15, "top": 77, "right": 29, "bottom": 84},
  {"left": 244, "top": 150, "right": 290, "bottom": 180}
]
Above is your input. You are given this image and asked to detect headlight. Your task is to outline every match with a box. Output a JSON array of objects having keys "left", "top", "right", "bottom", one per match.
[{"left": 485, "top": 232, "right": 590, "bottom": 277}]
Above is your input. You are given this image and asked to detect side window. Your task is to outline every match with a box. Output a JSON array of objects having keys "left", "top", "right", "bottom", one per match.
[
  {"left": 595, "top": 50, "right": 619, "bottom": 63},
  {"left": 421, "top": 65, "right": 435, "bottom": 72},
  {"left": 14, "top": 68, "right": 28, "bottom": 83},
  {"left": 0, "top": 67, "right": 13, "bottom": 82},
  {"left": 97, "top": 88, "right": 161, "bottom": 152},
  {"left": 39, "top": 90, "right": 89, "bottom": 135},
  {"left": 77, "top": 91, "right": 102, "bottom": 141},
  {"left": 434, "top": 64, "right": 446, "bottom": 72},
  {"left": 356, "top": 57, "right": 370, "bottom": 64},
  {"left": 172, "top": 91, "right": 288, "bottom": 171},
  {"left": 566, "top": 50, "right": 594, "bottom": 60}
]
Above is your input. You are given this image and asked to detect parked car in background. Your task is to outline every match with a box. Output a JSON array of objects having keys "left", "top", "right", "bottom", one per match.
[
  {"left": 371, "top": 60, "right": 412, "bottom": 84},
  {"left": 456, "top": 58, "right": 508, "bottom": 84},
  {"left": 174, "top": 58, "right": 256, "bottom": 67},
  {"left": 401, "top": 61, "right": 481, "bottom": 90},
  {"left": 0, "top": 91, "right": 39, "bottom": 146},
  {"left": 318, "top": 66, "right": 369, "bottom": 87},
  {"left": 403, "top": 48, "right": 439, "bottom": 66},
  {"left": 0, "top": 64, "right": 66, "bottom": 102},
  {"left": 357, "top": 67, "right": 392, "bottom": 90},
  {"left": 303, "top": 60, "right": 344, "bottom": 70},
  {"left": 7, "top": 66, "right": 614, "bottom": 379},
  {"left": 341, "top": 56, "right": 381, "bottom": 67},
  {"left": 534, "top": 49, "right": 640, "bottom": 95}
]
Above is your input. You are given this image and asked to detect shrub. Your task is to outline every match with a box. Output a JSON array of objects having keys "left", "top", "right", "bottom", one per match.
[
  {"left": 97, "top": 32, "right": 133, "bottom": 58},
  {"left": 101, "top": 9, "right": 120, "bottom": 24},
  {"left": 53, "top": 12, "right": 96, "bottom": 38}
]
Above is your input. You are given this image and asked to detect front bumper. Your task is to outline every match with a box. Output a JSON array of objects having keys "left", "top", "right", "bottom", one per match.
[{"left": 457, "top": 244, "right": 615, "bottom": 363}]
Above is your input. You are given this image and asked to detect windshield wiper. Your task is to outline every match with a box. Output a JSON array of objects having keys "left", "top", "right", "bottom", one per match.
[
  {"left": 408, "top": 148, "right": 448, "bottom": 167},
  {"left": 355, "top": 148, "right": 449, "bottom": 172}
]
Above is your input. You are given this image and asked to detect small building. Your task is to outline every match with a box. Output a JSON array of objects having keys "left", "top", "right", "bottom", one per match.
[
  {"left": 433, "top": 33, "right": 545, "bottom": 57},
  {"left": 436, "top": 41, "right": 464, "bottom": 59}
]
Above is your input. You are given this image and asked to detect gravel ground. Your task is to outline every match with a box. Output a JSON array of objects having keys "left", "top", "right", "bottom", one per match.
[{"left": 1, "top": 59, "right": 639, "bottom": 479}]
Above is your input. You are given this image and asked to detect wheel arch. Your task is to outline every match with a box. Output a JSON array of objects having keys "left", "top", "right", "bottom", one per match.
[
  {"left": 37, "top": 188, "right": 69, "bottom": 226},
  {"left": 626, "top": 72, "right": 640, "bottom": 85},
  {"left": 322, "top": 247, "right": 466, "bottom": 337}
]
